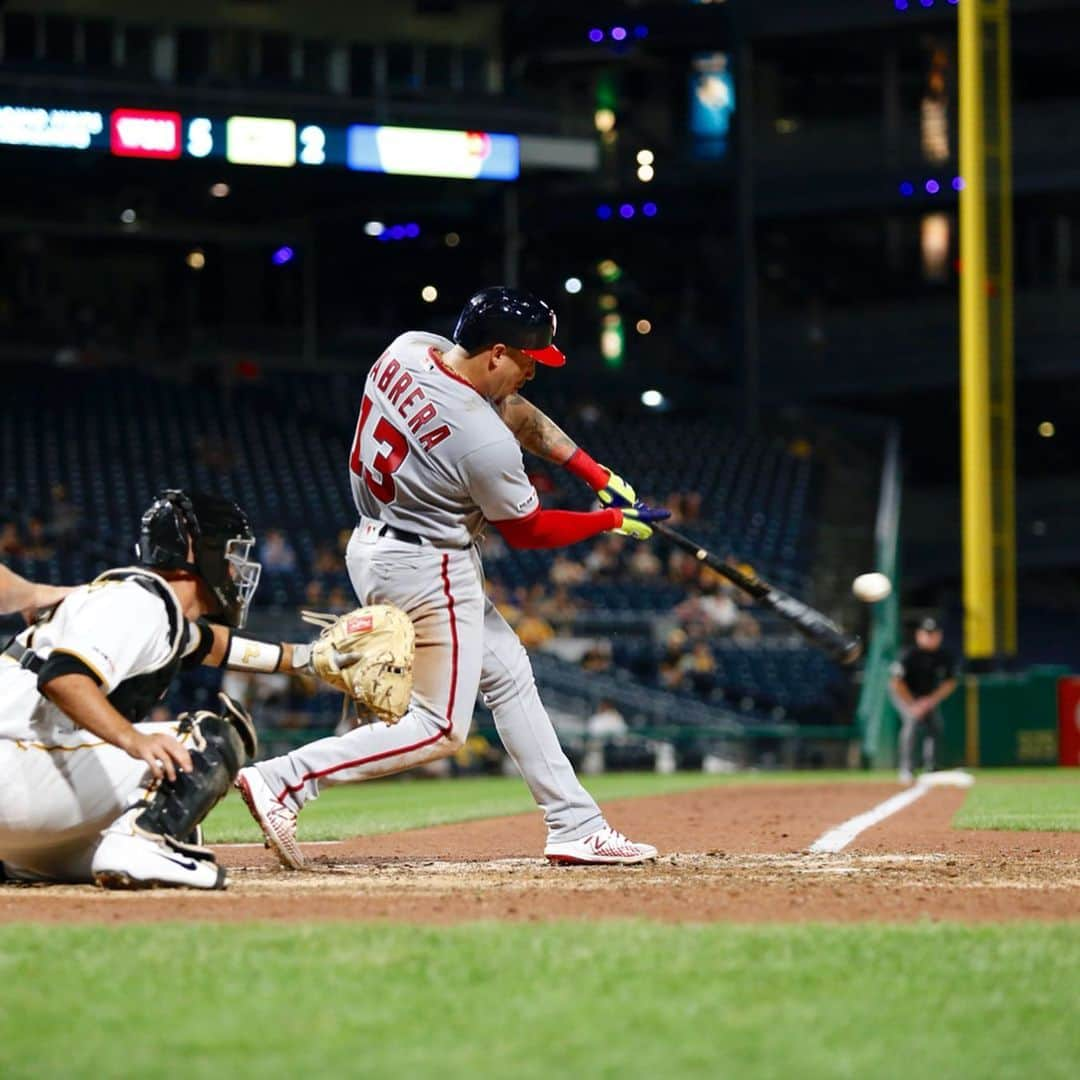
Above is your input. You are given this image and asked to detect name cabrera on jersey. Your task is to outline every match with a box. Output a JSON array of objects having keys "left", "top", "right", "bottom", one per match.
[
  {"left": 349, "top": 331, "right": 540, "bottom": 547},
  {"left": 0, "top": 569, "right": 202, "bottom": 743}
]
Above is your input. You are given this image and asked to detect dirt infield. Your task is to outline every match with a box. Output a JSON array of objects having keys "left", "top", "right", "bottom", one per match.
[{"left": 2, "top": 782, "right": 1078, "bottom": 924}]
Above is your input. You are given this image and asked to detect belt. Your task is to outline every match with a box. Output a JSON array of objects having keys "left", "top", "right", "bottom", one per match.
[{"left": 377, "top": 523, "right": 424, "bottom": 546}]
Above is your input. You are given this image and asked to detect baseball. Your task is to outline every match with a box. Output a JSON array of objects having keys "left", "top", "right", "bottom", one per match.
[{"left": 852, "top": 572, "right": 892, "bottom": 603}]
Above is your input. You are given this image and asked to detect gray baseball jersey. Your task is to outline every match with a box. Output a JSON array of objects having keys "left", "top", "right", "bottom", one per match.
[
  {"left": 253, "top": 330, "right": 606, "bottom": 844},
  {"left": 348, "top": 331, "right": 540, "bottom": 545}
]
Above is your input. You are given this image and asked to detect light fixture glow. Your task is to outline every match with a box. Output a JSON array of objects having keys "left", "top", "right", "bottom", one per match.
[
  {"left": 421, "top": 285, "right": 438, "bottom": 303},
  {"left": 1038, "top": 421, "right": 1056, "bottom": 438},
  {"left": 564, "top": 277, "right": 583, "bottom": 294},
  {"left": 364, "top": 221, "right": 386, "bottom": 237},
  {"left": 635, "top": 319, "right": 652, "bottom": 335},
  {"left": 637, "top": 164, "right": 654, "bottom": 182},
  {"left": 186, "top": 250, "right": 206, "bottom": 270},
  {"left": 641, "top": 390, "right": 664, "bottom": 408},
  {"left": 210, "top": 182, "right": 230, "bottom": 198},
  {"left": 120, "top": 208, "right": 136, "bottom": 224}
]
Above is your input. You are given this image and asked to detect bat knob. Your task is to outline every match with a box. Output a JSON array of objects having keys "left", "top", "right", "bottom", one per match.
[{"left": 838, "top": 636, "right": 864, "bottom": 666}]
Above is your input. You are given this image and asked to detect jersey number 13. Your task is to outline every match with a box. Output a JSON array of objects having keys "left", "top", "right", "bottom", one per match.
[{"left": 349, "top": 394, "right": 410, "bottom": 503}]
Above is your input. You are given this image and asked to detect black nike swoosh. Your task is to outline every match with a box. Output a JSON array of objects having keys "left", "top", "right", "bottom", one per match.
[{"left": 162, "top": 855, "right": 199, "bottom": 871}]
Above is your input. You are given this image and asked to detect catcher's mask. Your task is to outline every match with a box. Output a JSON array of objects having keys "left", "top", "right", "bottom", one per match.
[{"left": 136, "top": 490, "right": 262, "bottom": 629}]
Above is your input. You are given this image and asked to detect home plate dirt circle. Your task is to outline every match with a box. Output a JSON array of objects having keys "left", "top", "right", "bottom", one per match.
[{"left": 2, "top": 783, "right": 1078, "bottom": 925}]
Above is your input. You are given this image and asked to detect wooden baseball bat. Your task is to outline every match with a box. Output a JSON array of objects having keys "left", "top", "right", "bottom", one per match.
[{"left": 653, "top": 522, "right": 863, "bottom": 665}]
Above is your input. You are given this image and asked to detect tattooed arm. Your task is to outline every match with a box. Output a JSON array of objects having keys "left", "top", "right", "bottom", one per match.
[
  {"left": 495, "top": 393, "right": 579, "bottom": 465},
  {"left": 495, "top": 394, "right": 638, "bottom": 506}
]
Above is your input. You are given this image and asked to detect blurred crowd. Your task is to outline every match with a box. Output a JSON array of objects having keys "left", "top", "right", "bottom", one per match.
[{"left": 0, "top": 485, "right": 81, "bottom": 561}]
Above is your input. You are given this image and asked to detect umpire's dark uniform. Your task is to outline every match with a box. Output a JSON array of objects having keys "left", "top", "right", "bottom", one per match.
[{"left": 890, "top": 617, "right": 957, "bottom": 779}]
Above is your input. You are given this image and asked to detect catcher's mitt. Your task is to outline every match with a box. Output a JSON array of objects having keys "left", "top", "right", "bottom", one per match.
[{"left": 302, "top": 605, "right": 415, "bottom": 724}]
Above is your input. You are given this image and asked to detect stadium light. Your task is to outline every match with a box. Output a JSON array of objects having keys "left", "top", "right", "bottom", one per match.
[{"left": 594, "top": 109, "right": 616, "bottom": 134}]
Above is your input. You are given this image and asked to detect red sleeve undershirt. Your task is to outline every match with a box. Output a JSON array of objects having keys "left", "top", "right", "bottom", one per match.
[
  {"left": 493, "top": 506, "right": 623, "bottom": 550},
  {"left": 563, "top": 448, "right": 610, "bottom": 492}
]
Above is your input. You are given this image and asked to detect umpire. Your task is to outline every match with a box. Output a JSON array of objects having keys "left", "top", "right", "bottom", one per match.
[{"left": 890, "top": 617, "right": 958, "bottom": 782}]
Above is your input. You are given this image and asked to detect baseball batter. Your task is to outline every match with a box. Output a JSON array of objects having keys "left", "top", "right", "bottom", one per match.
[
  {"left": 238, "top": 286, "right": 668, "bottom": 866},
  {"left": 0, "top": 490, "right": 374, "bottom": 889}
]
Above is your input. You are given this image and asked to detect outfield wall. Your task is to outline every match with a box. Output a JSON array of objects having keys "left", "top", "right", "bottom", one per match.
[{"left": 940, "top": 666, "right": 1073, "bottom": 767}]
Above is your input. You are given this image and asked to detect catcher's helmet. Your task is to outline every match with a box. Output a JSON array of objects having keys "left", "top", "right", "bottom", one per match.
[
  {"left": 452, "top": 286, "right": 565, "bottom": 367},
  {"left": 136, "top": 490, "right": 261, "bottom": 629}
]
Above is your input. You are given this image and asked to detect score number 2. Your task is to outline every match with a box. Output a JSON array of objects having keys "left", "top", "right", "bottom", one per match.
[{"left": 349, "top": 394, "right": 409, "bottom": 504}]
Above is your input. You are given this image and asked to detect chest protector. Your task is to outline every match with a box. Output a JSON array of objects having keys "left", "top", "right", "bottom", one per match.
[{"left": 91, "top": 568, "right": 189, "bottom": 723}]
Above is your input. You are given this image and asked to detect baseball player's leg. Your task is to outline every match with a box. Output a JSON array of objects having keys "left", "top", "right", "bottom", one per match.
[
  {"left": 921, "top": 710, "right": 942, "bottom": 772},
  {"left": 251, "top": 544, "right": 482, "bottom": 809},
  {"left": 479, "top": 599, "right": 604, "bottom": 842},
  {"left": 92, "top": 707, "right": 255, "bottom": 890},
  {"left": 0, "top": 720, "right": 192, "bottom": 883},
  {"left": 897, "top": 710, "right": 917, "bottom": 780}
]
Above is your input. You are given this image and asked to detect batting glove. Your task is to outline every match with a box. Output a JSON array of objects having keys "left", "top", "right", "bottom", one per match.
[
  {"left": 611, "top": 502, "right": 671, "bottom": 540},
  {"left": 597, "top": 466, "right": 637, "bottom": 509}
]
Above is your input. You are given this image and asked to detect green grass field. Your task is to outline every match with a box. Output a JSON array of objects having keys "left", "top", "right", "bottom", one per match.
[
  {"left": 204, "top": 769, "right": 887, "bottom": 843},
  {"left": 956, "top": 770, "right": 1080, "bottom": 831},
  {"left": 2, "top": 922, "right": 1077, "bottom": 1079},
  {"left": 7, "top": 770, "right": 1079, "bottom": 1077}
]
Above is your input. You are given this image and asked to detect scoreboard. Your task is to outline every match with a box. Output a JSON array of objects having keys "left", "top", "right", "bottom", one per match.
[{"left": 0, "top": 102, "right": 520, "bottom": 181}]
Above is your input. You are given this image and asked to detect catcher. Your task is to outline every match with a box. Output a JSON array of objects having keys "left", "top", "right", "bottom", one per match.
[{"left": 0, "top": 489, "right": 401, "bottom": 890}]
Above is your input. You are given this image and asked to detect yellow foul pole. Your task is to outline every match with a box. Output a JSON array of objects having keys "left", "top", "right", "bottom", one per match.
[{"left": 959, "top": 0, "right": 1006, "bottom": 656}]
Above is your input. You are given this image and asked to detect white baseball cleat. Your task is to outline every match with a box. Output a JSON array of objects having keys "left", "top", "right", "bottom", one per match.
[
  {"left": 92, "top": 829, "right": 226, "bottom": 890},
  {"left": 544, "top": 825, "right": 658, "bottom": 866},
  {"left": 235, "top": 767, "right": 305, "bottom": 870}
]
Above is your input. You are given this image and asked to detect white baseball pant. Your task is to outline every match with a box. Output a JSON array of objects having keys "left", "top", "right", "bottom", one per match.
[{"left": 0, "top": 720, "right": 189, "bottom": 882}]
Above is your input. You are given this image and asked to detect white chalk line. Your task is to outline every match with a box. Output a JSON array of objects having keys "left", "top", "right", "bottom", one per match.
[
  {"left": 808, "top": 771, "right": 975, "bottom": 854},
  {"left": 216, "top": 840, "right": 345, "bottom": 849}
]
